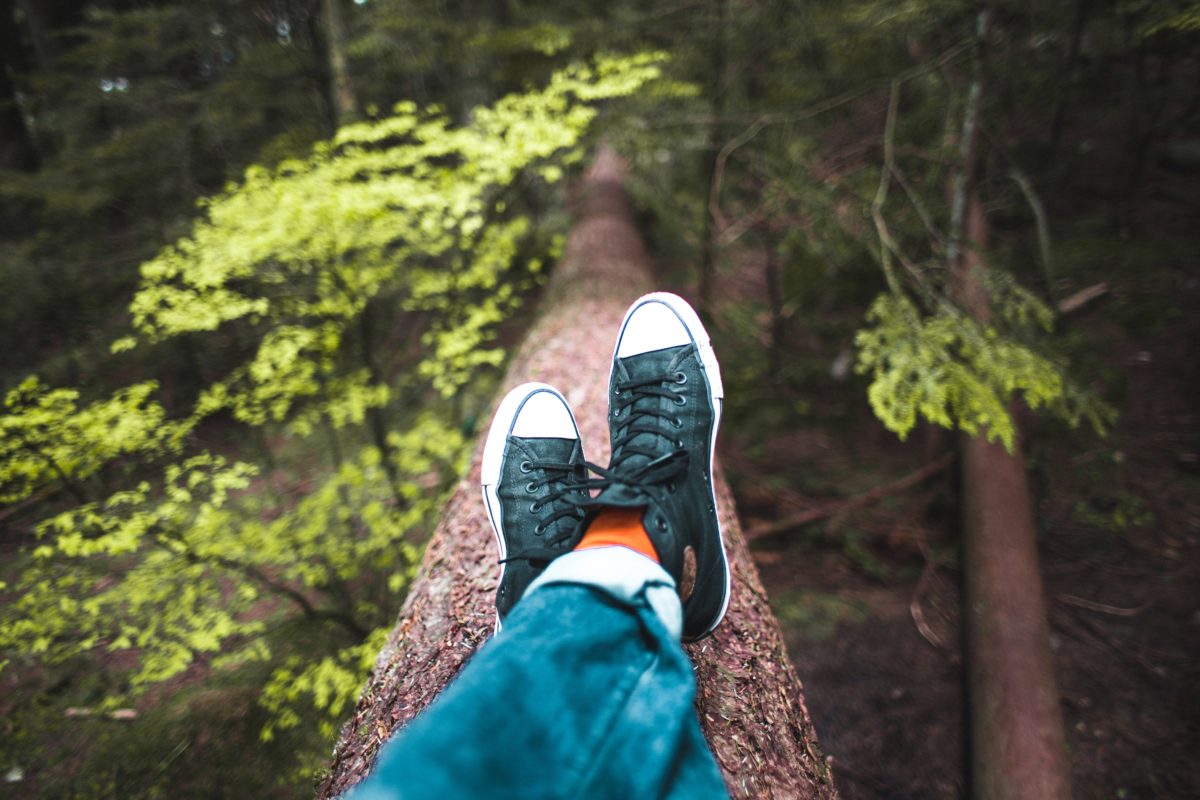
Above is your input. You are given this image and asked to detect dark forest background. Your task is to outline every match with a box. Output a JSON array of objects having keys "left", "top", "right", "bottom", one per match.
[{"left": 1, "top": 0, "right": 1197, "bottom": 796}]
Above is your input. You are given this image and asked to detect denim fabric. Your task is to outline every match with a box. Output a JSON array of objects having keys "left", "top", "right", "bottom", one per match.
[
  {"left": 348, "top": 567, "right": 729, "bottom": 800},
  {"left": 526, "top": 545, "right": 684, "bottom": 640}
]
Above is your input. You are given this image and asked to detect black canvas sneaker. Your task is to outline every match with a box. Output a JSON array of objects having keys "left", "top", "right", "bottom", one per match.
[
  {"left": 587, "top": 292, "right": 730, "bottom": 641},
  {"left": 481, "top": 383, "right": 589, "bottom": 626}
]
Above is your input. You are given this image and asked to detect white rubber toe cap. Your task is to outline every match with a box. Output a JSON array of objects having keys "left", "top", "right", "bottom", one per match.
[
  {"left": 616, "top": 299, "right": 691, "bottom": 357},
  {"left": 511, "top": 389, "right": 578, "bottom": 438},
  {"left": 482, "top": 383, "right": 579, "bottom": 488}
]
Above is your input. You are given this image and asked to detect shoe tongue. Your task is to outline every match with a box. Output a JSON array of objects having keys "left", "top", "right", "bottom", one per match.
[
  {"left": 620, "top": 344, "right": 689, "bottom": 380},
  {"left": 514, "top": 436, "right": 580, "bottom": 466}
]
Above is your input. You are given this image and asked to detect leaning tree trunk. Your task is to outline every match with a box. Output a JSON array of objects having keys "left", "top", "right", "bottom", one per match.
[
  {"left": 317, "top": 148, "right": 837, "bottom": 799},
  {"left": 948, "top": 9, "right": 1071, "bottom": 799},
  {"left": 956, "top": 196, "right": 1072, "bottom": 800}
]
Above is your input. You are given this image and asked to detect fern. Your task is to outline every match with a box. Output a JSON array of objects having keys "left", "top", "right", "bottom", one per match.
[{"left": 855, "top": 291, "right": 1115, "bottom": 451}]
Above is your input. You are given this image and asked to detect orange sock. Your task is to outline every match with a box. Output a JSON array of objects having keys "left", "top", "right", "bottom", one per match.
[{"left": 574, "top": 507, "right": 660, "bottom": 564}]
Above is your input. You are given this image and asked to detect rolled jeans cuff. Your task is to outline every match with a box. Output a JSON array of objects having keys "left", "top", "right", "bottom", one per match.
[{"left": 524, "top": 546, "right": 683, "bottom": 640}]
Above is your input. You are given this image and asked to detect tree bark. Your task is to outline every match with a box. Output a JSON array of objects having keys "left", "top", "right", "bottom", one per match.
[
  {"left": 317, "top": 148, "right": 837, "bottom": 799},
  {"left": 948, "top": 10, "right": 1071, "bottom": 798},
  {"left": 953, "top": 189, "right": 1072, "bottom": 800},
  {"left": 1049, "top": 0, "right": 1092, "bottom": 154},
  {"left": 698, "top": 0, "right": 727, "bottom": 321},
  {"left": 0, "top": 0, "right": 39, "bottom": 171},
  {"left": 319, "top": 0, "right": 358, "bottom": 127}
]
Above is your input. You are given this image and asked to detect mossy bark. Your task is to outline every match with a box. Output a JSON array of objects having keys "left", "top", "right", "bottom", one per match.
[{"left": 317, "top": 148, "right": 836, "bottom": 799}]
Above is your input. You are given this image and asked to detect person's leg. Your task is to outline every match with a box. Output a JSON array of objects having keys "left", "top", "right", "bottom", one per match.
[
  {"left": 349, "top": 547, "right": 727, "bottom": 800},
  {"left": 354, "top": 291, "right": 733, "bottom": 798}
]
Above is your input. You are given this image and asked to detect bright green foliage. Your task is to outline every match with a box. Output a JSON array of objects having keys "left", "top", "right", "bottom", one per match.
[
  {"left": 1073, "top": 490, "right": 1155, "bottom": 534},
  {"left": 1, "top": 377, "right": 191, "bottom": 504},
  {"left": 1143, "top": 2, "right": 1200, "bottom": 36},
  {"left": 983, "top": 269, "right": 1057, "bottom": 333},
  {"left": 1, "top": 53, "right": 666, "bottom": 781},
  {"left": 855, "top": 291, "right": 1115, "bottom": 451},
  {"left": 0, "top": 407, "right": 458, "bottom": 719},
  {"left": 118, "top": 52, "right": 665, "bottom": 404},
  {"left": 259, "top": 626, "right": 391, "bottom": 743},
  {"left": 475, "top": 22, "right": 575, "bottom": 57},
  {"left": 3, "top": 454, "right": 259, "bottom": 682}
]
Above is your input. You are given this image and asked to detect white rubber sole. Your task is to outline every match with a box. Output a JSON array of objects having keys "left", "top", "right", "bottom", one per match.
[
  {"left": 481, "top": 382, "right": 582, "bottom": 633},
  {"left": 611, "top": 292, "right": 730, "bottom": 640}
]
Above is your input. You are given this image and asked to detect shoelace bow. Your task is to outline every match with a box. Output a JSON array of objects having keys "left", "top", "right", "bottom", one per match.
[{"left": 503, "top": 368, "right": 690, "bottom": 564}]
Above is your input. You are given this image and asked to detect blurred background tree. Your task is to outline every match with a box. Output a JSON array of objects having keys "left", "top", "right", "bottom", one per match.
[{"left": 1, "top": 0, "right": 1196, "bottom": 797}]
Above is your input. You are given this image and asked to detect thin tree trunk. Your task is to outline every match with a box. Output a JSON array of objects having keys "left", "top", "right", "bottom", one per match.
[
  {"left": 0, "top": 0, "right": 39, "bottom": 171},
  {"left": 13, "top": 0, "right": 53, "bottom": 75},
  {"left": 698, "top": 0, "right": 727, "bottom": 320},
  {"left": 954, "top": 199, "right": 1071, "bottom": 800},
  {"left": 317, "top": 148, "right": 837, "bottom": 799},
  {"left": 320, "top": 0, "right": 357, "bottom": 127},
  {"left": 764, "top": 235, "right": 785, "bottom": 375},
  {"left": 948, "top": 13, "right": 1071, "bottom": 791},
  {"left": 1049, "top": 0, "right": 1091, "bottom": 154},
  {"left": 357, "top": 303, "right": 404, "bottom": 500}
]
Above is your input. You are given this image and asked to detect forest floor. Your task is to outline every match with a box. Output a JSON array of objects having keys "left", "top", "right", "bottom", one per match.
[{"left": 714, "top": 256, "right": 1200, "bottom": 797}]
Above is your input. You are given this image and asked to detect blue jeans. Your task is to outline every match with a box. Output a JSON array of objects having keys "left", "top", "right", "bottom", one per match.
[{"left": 349, "top": 547, "right": 729, "bottom": 799}]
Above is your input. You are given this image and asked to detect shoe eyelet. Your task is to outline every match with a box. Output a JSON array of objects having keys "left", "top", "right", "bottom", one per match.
[
  {"left": 673, "top": 394, "right": 686, "bottom": 406},
  {"left": 671, "top": 417, "right": 682, "bottom": 429},
  {"left": 519, "top": 460, "right": 533, "bottom": 473},
  {"left": 674, "top": 439, "right": 683, "bottom": 448},
  {"left": 534, "top": 524, "right": 545, "bottom": 535},
  {"left": 525, "top": 481, "right": 539, "bottom": 493},
  {"left": 673, "top": 371, "right": 688, "bottom": 385},
  {"left": 529, "top": 502, "right": 541, "bottom": 513},
  {"left": 655, "top": 517, "right": 668, "bottom": 532}
]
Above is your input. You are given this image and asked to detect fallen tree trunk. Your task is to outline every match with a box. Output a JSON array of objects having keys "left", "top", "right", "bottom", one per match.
[{"left": 317, "top": 148, "right": 837, "bottom": 799}]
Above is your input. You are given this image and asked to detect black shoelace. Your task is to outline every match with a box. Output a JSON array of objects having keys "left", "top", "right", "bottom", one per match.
[
  {"left": 499, "top": 459, "right": 589, "bottom": 565},
  {"left": 604, "top": 369, "right": 691, "bottom": 485},
  {"left": 502, "top": 368, "right": 690, "bottom": 564}
]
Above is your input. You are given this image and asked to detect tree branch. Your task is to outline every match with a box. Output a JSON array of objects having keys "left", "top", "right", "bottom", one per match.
[
  {"left": 22, "top": 441, "right": 90, "bottom": 505},
  {"left": 746, "top": 452, "right": 955, "bottom": 542},
  {"left": 159, "top": 531, "right": 369, "bottom": 641},
  {"left": 1009, "top": 168, "right": 1057, "bottom": 299},
  {"left": 1056, "top": 593, "right": 1150, "bottom": 617},
  {"left": 871, "top": 80, "right": 903, "bottom": 293},
  {"left": 1056, "top": 282, "right": 1108, "bottom": 315}
]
